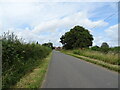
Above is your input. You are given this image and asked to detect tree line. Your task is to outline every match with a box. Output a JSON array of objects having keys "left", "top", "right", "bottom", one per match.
[{"left": 59, "top": 25, "right": 119, "bottom": 54}]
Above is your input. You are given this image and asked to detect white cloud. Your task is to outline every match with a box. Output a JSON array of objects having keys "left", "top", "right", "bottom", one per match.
[
  {"left": 92, "top": 24, "right": 119, "bottom": 47},
  {"left": 0, "top": 2, "right": 117, "bottom": 47},
  {"left": 105, "top": 24, "right": 119, "bottom": 46},
  {"left": 32, "top": 12, "right": 108, "bottom": 34},
  {"left": 6, "top": 27, "right": 61, "bottom": 46},
  {"left": 93, "top": 36, "right": 105, "bottom": 46},
  {"left": 105, "top": 24, "right": 118, "bottom": 40},
  {"left": 7, "top": 28, "right": 45, "bottom": 43},
  {"left": 0, "top": 2, "right": 110, "bottom": 30},
  {"left": 1, "top": 2, "right": 85, "bottom": 29}
]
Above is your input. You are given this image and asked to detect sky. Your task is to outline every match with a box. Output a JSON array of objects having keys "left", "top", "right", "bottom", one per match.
[{"left": 0, "top": 0, "right": 119, "bottom": 47}]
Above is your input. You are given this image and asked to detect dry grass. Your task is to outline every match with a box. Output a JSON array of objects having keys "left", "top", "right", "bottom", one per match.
[
  {"left": 73, "top": 50, "right": 119, "bottom": 65},
  {"left": 61, "top": 50, "right": 120, "bottom": 72}
]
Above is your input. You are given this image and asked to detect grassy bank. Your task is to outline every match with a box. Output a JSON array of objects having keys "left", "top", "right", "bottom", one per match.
[
  {"left": 2, "top": 32, "right": 52, "bottom": 88},
  {"left": 72, "top": 49, "right": 119, "bottom": 65},
  {"left": 13, "top": 52, "right": 52, "bottom": 88},
  {"left": 61, "top": 50, "right": 120, "bottom": 72}
]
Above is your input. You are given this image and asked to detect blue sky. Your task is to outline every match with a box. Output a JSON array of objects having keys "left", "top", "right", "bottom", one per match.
[{"left": 0, "top": 0, "right": 119, "bottom": 47}]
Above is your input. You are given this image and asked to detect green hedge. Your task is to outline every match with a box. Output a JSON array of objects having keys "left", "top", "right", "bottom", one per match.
[{"left": 2, "top": 32, "right": 52, "bottom": 88}]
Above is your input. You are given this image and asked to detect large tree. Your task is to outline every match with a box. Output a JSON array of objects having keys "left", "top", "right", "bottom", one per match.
[{"left": 60, "top": 26, "right": 93, "bottom": 49}]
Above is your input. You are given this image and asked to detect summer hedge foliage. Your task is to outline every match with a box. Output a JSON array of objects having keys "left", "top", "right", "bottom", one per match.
[{"left": 2, "top": 32, "right": 52, "bottom": 88}]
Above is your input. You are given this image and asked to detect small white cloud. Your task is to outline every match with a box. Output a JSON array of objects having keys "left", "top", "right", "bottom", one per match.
[{"left": 32, "top": 19, "right": 59, "bottom": 33}]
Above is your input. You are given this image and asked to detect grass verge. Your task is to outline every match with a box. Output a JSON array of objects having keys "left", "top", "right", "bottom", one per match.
[
  {"left": 61, "top": 51, "right": 120, "bottom": 73},
  {"left": 12, "top": 52, "right": 52, "bottom": 88},
  {"left": 72, "top": 49, "right": 119, "bottom": 65}
]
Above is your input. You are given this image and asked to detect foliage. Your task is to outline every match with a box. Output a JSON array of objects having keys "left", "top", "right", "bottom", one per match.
[
  {"left": 100, "top": 42, "right": 109, "bottom": 53},
  {"left": 13, "top": 53, "right": 52, "bottom": 88},
  {"left": 42, "top": 42, "right": 54, "bottom": 49},
  {"left": 101, "top": 42, "right": 109, "bottom": 48},
  {"left": 60, "top": 25, "right": 93, "bottom": 49},
  {"left": 90, "top": 45, "right": 100, "bottom": 51},
  {"left": 91, "top": 44, "right": 120, "bottom": 54},
  {"left": 2, "top": 32, "right": 52, "bottom": 88},
  {"left": 109, "top": 46, "right": 120, "bottom": 54}
]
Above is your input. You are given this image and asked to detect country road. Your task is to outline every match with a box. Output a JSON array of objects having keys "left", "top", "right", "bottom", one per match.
[{"left": 43, "top": 50, "right": 118, "bottom": 88}]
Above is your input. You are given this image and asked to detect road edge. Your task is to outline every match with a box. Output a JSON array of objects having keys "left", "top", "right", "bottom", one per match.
[
  {"left": 61, "top": 51, "right": 120, "bottom": 73},
  {"left": 40, "top": 51, "right": 53, "bottom": 88}
]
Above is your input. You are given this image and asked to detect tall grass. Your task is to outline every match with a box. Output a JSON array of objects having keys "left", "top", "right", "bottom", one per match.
[
  {"left": 73, "top": 49, "right": 119, "bottom": 65},
  {"left": 2, "top": 32, "right": 52, "bottom": 88}
]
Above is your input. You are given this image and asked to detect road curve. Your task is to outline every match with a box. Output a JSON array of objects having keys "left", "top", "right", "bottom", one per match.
[{"left": 43, "top": 50, "right": 118, "bottom": 88}]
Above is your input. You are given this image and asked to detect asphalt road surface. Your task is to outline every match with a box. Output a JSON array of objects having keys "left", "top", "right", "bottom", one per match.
[{"left": 43, "top": 50, "right": 118, "bottom": 88}]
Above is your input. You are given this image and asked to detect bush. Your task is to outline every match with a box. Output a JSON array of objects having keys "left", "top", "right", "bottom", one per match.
[
  {"left": 100, "top": 47, "right": 109, "bottom": 54},
  {"left": 91, "top": 46, "right": 100, "bottom": 51},
  {"left": 2, "top": 32, "right": 52, "bottom": 88},
  {"left": 109, "top": 47, "right": 120, "bottom": 54}
]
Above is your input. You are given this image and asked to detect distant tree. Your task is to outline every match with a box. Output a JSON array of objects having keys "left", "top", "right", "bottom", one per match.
[
  {"left": 36, "top": 41, "right": 39, "bottom": 44},
  {"left": 101, "top": 42, "right": 109, "bottom": 53},
  {"left": 42, "top": 42, "right": 54, "bottom": 49},
  {"left": 60, "top": 25, "right": 93, "bottom": 49},
  {"left": 101, "top": 42, "right": 109, "bottom": 48},
  {"left": 91, "top": 45, "right": 100, "bottom": 51}
]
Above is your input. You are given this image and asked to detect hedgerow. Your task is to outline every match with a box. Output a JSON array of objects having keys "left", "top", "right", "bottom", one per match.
[{"left": 2, "top": 32, "right": 52, "bottom": 88}]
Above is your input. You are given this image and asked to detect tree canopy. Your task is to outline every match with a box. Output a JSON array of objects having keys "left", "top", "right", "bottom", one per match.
[
  {"left": 60, "top": 26, "right": 93, "bottom": 49},
  {"left": 101, "top": 42, "right": 109, "bottom": 48},
  {"left": 42, "top": 42, "right": 54, "bottom": 49},
  {"left": 100, "top": 42, "right": 109, "bottom": 53}
]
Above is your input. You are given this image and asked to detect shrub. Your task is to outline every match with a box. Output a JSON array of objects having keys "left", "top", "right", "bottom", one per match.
[
  {"left": 91, "top": 46, "right": 100, "bottom": 51},
  {"left": 100, "top": 47, "right": 109, "bottom": 54},
  {"left": 2, "top": 32, "right": 52, "bottom": 88},
  {"left": 109, "top": 47, "right": 120, "bottom": 54}
]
